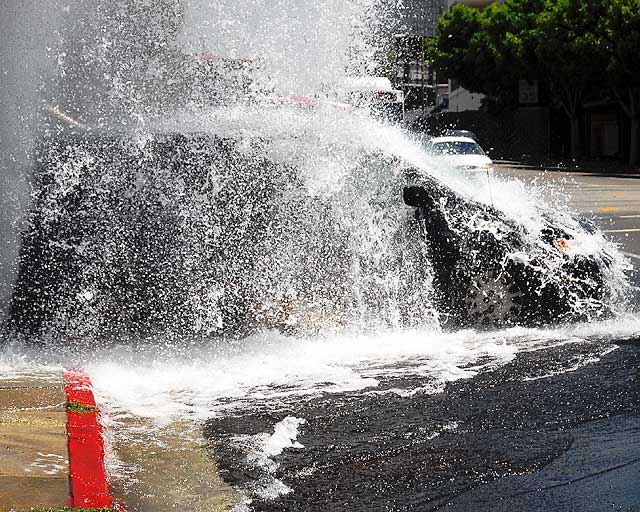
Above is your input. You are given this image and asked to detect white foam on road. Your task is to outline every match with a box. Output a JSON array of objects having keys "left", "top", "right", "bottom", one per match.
[
  {"left": 522, "top": 345, "right": 620, "bottom": 382},
  {"left": 262, "top": 416, "right": 306, "bottom": 457},
  {"left": 231, "top": 416, "right": 307, "bottom": 503},
  {"left": 84, "top": 327, "right": 521, "bottom": 424},
  {"left": 2, "top": 316, "right": 639, "bottom": 427}
]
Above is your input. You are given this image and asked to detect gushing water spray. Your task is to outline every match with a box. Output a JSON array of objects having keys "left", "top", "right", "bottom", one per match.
[{"left": 2, "top": 0, "right": 634, "bottom": 343}]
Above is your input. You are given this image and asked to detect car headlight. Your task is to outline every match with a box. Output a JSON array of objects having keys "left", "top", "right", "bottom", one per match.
[{"left": 481, "top": 162, "right": 494, "bottom": 170}]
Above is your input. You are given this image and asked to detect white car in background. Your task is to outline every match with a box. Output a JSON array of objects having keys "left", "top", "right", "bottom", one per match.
[{"left": 424, "top": 136, "right": 494, "bottom": 172}]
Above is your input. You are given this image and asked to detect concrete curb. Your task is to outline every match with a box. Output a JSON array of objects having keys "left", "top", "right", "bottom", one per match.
[{"left": 64, "top": 370, "right": 121, "bottom": 510}]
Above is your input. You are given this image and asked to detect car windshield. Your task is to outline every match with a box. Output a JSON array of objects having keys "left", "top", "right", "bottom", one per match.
[{"left": 432, "top": 141, "right": 485, "bottom": 156}]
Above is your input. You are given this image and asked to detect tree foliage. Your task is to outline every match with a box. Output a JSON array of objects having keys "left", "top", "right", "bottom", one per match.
[
  {"left": 426, "top": 0, "right": 544, "bottom": 108},
  {"left": 427, "top": 0, "right": 640, "bottom": 162}
]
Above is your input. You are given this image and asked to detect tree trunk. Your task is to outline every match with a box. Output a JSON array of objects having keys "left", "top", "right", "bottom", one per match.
[
  {"left": 570, "top": 115, "right": 581, "bottom": 159},
  {"left": 631, "top": 115, "right": 640, "bottom": 166},
  {"left": 614, "top": 87, "right": 640, "bottom": 166}
]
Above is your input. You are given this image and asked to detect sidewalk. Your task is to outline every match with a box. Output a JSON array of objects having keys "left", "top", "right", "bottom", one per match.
[
  {"left": 1, "top": 369, "right": 237, "bottom": 511},
  {"left": 0, "top": 372, "right": 69, "bottom": 511}
]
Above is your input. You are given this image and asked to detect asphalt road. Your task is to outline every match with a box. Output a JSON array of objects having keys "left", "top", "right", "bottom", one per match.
[
  {"left": 206, "top": 336, "right": 640, "bottom": 512},
  {"left": 496, "top": 165, "right": 640, "bottom": 282}
]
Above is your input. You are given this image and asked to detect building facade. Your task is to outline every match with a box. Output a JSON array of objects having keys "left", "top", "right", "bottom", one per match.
[{"left": 394, "top": 0, "right": 446, "bottom": 111}]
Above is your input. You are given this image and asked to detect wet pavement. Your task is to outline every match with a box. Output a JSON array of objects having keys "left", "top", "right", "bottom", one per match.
[
  {"left": 438, "top": 414, "right": 640, "bottom": 511},
  {"left": 205, "top": 338, "right": 640, "bottom": 511},
  {"left": 107, "top": 418, "right": 238, "bottom": 512}
]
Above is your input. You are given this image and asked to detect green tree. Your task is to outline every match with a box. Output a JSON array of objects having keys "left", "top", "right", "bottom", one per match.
[
  {"left": 601, "top": 0, "right": 640, "bottom": 165},
  {"left": 426, "top": 5, "right": 485, "bottom": 94},
  {"left": 426, "top": 0, "right": 544, "bottom": 108},
  {"left": 428, "top": 0, "right": 614, "bottom": 159}
]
